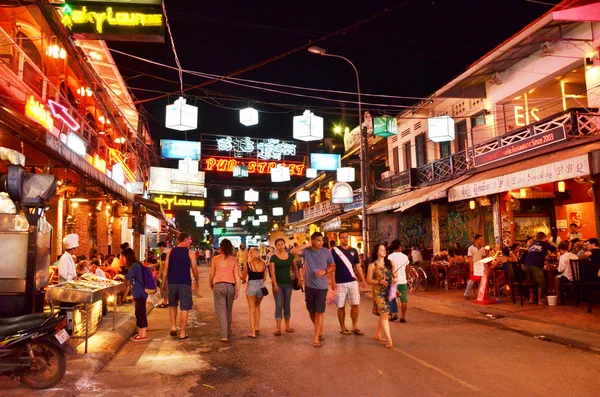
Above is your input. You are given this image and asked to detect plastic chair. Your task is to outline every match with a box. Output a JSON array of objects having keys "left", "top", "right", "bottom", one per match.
[{"left": 507, "top": 262, "right": 537, "bottom": 306}]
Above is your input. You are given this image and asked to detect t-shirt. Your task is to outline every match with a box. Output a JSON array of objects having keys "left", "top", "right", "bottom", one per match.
[
  {"left": 300, "top": 247, "right": 334, "bottom": 290},
  {"left": 125, "top": 262, "right": 148, "bottom": 299},
  {"left": 467, "top": 245, "right": 486, "bottom": 263},
  {"left": 389, "top": 251, "right": 410, "bottom": 285},
  {"left": 411, "top": 250, "right": 423, "bottom": 263},
  {"left": 95, "top": 268, "right": 106, "bottom": 278},
  {"left": 587, "top": 249, "right": 600, "bottom": 280},
  {"left": 237, "top": 249, "right": 248, "bottom": 264},
  {"left": 332, "top": 246, "right": 360, "bottom": 284},
  {"left": 567, "top": 231, "right": 583, "bottom": 240},
  {"left": 524, "top": 241, "right": 556, "bottom": 268},
  {"left": 557, "top": 252, "right": 577, "bottom": 281},
  {"left": 271, "top": 254, "right": 293, "bottom": 285}
]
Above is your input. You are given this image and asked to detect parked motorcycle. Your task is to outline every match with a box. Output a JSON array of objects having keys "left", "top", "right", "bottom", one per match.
[{"left": 0, "top": 312, "right": 69, "bottom": 389}]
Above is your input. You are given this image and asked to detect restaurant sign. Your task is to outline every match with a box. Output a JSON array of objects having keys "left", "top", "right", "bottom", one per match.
[
  {"left": 204, "top": 157, "right": 305, "bottom": 176},
  {"left": 216, "top": 136, "right": 296, "bottom": 160},
  {"left": 473, "top": 125, "right": 566, "bottom": 167},
  {"left": 152, "top": 194, "right": 205, "bottom": 210},
  {"left": 304, "top": 200, "right": 340, "bottom": 220},
  {"left": 448, "top": 154, "right": 590, "bottom": 201}
]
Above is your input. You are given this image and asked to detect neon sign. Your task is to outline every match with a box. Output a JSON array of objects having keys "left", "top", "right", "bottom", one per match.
[
  {"left": 25, "top": 96, "right": 54, "bottom": 131},
  {"left": 48, "top": 100, "right": 80, "bottom": 131},
  {"left": 216, "top": 137, "right": 296, "bottom": 160},
  {"left": 205, "top": 157, "right": 305, "bottom": 176},
  {"left": 153, "top": 194, "right": 205, "bottom": 210}
]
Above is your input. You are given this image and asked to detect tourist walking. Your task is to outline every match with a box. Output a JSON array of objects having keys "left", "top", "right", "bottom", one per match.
[
  {"left": 292, "top": 232, "right": 335, "bottom": 348},
  {"left": 237, "top": 244, "right": 248, "bottom": 273},
  {"left": 464, "top": 235, "right": 486, "bottom": 300},
  {"left": 209, "top": 239, "right": 240, "bottom": 342},
  {"left": 367, "top": 243, "right": 397, "bottom": 348},
  {"left": 162, "top": 232, "right": 199, "bottom": 340},
  {"left": 388, "top": 240, "right": 410, "bottom": 323},
  {"left": 124, "top": 248, "right": 148, "bottom": 342},
  {"left": 242, "top": 247, "right": 268, "bottom": 338},
  {"left": 331, "top": 232, "right": 367, "bottom": 335},
  {"left": 269, "top": 238, "right": 299, "bottom": 335}
]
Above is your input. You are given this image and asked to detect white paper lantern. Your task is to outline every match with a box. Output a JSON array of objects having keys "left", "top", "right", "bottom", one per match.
[
  {"left": 270, "top": 191, "right": 279, "bottom": 200},
  {"left": 231, "top": 209, "right": 242, "bottom": 218},
  {"left": 293, "top": 110, "right": 323, "bottom": 142},
  {"left": 296, "top": 190, "right": 310, "bottom": 203},
  {"left": 428, "top": 115, "right": 455, "bottom": 142},
  {"left": 226, "top": 221, "right": 234, "bottom": 228},
  {"left": 224, "top": 189, "right": 232, "bottom": 197},
  {"left": 252, "top": 220, "right": 260, "bottom": 226},
  {"left": 306, "top": 168, "right": 317, "bottom": 178},
  {"left": 216, "top": 215, "right": 223, "bottom": 221},
  {"left": 337, "top": 167, "right": 355, "bottom": 183},
  {"left": 255, "top": 209, "right": 263, "bottom": 215},
  {"left": 271, "top": 165, "right": 290, "bottom": 182},
  {"left": 240, "top": 107, "right": 259, "bottom": 126},
  {"left": 273, "top": 207, "right": 283, "bottom": 216},
  {"left": 245, "top": 189, "right": 259, "bottom": 202},
  {"left": 165, "top": 96, "right": 198, "bottom": 131},
  {"left": 259, "top": 215, "right": 268, "bottom": 222}
]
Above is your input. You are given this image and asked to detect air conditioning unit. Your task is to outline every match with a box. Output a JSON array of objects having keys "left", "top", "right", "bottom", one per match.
[{"left": 381, "top": 171, "right": 390, "bottom": 179}]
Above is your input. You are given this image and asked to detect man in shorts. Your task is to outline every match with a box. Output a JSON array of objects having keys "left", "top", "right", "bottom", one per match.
[
  {"left": 292, "top": 232, "right": 334, "bottom": 348},
  {"left": 162, "top": 232, "right": 199, "bottom": 339},
  {"left": 525, "top": 231, "right": 556, "bottom": 304},
  {"left": 388, "top": 240, "right": 410, "bottom": 322},
  {"left": 331, "top": 232, "right": 367, "bottom": 335}
]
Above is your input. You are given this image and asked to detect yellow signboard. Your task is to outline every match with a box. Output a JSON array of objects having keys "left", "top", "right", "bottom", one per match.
[
  {"left": 153, "top": 194, "right": 205, "bottom": 210},
  {"left": 25, "top": 96, "right": 54, "bottom": 131}
]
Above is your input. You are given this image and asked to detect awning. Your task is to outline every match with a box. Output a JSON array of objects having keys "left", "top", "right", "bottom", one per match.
[
  {"left": 134, "top": 195, "right": 168, "bottom": 224},
  {"left": 394, "top": 175, "right": 471, "bottom": 213},
  {"left": 448, "top": 142, "right": 595, "bottom": 202},
  {"left": 367, "top": 175, "right": 469, "bottom": 215},
  {"left": 287, "top": 211, "right": 339, "bottom": 228}
]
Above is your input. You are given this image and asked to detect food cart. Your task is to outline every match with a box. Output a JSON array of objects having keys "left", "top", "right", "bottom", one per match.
[{"left": 46, "top": 274, "right": 125, "bottom": 353}]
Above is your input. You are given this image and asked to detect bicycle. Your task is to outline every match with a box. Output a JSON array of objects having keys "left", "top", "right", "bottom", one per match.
[{"left": 407, "top": 264, "right": 428, "bottom": 292}]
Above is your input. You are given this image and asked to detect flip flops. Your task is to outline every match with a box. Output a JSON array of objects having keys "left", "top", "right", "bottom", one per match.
[
  {"left": 179, "top": 335, "right": 189, "bottom": 340},
  {"left": 284, "top": 328, "right": 295, "bottom": 333},
  {"left": 131, "top": 335, "right": 147, "bottom": 342},
  {"left": 218, "top": 338, "right": 228, "bottom": 342},
  {"left": 169, "top": 330, "right": 178, "bottom": 337},
  {"left": 156, "top": 303, "right": 168, "bottom": 308},
  {"left": 352, "top": 329, "right": 364, "bottom": 335},
  {"left": 340, "top": 329, "right": 352, "bottom": 335}
]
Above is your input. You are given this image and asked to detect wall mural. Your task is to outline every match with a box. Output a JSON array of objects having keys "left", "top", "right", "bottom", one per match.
[
  {"left": 397, "top": 212, "right": 432, "bottom": 249},
  {"left": 375, "top": 213, "right": 398, "bottom": 246},
  {"left": 447, "top": 209, "right": 482, "bottom": 249}
]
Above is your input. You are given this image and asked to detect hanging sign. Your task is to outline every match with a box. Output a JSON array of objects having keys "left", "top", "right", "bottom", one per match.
[
  {"left": 59, "top": 3, "right": 165, "bottom": 42},
  {"left": 161, "top": 139, "right": 201, "bottom": 160},
  {"left": 216, "top": 136, "right": 296, "bottom": 160},
  {"left": 67, "top": 132, "right": 87, "bottom": 157},
  {"left": 205, "top": 157, "right": 305, "bottom": 176},
  {"left": 48, "top": 100, "right": 80, "bottom": 131},
  {"left": 373, "top": 116, "right": 397, "bottom": 138},
  {"left": 152, "top": 194, "right": 205, "bottom": 210},
  {"left": 331, "top": 182, "right": 354, "bottom": 204},
  {"left": 25, "top": 96, "right": 54, "bottom": 131}
]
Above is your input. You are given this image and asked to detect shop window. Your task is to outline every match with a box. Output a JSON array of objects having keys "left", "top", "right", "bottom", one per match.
[
  {"left": 456, "top": 120, "right": 467, "bottom": 152},
  {"left": 439, "top": 141, "right": 451, "bottom": 159},
  {"left": 392, "top": 146, "right": 400, "bottom": 174},
  {"left": 415, "top": 133, "right": 427, "bottom": 167},
  {"left": 17, "top": 32, "right": 43, "bottom": 94},
  {"left": 403, "top": 142, "right": 412, "bottom": 169},
  {"left": 471, "top": 111, "right": 486, "bottom": 127}
]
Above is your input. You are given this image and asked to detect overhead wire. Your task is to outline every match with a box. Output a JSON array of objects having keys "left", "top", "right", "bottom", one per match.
[{"left": 162, "top": 0, "right": 183, "bottom": 94}]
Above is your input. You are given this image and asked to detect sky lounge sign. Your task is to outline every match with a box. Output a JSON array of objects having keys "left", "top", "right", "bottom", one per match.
[{"left": 473, "top": 125, "right": 566, "bottom": 167}]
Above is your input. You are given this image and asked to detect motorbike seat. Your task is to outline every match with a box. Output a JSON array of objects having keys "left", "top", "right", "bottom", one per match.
[{"left": 0, "top": 313, "right": 52, "bottom": 337}]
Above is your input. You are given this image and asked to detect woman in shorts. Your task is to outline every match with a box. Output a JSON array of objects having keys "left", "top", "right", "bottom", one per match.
[{"left": 242, "top": 247, "right": 267, "bottom": 338}]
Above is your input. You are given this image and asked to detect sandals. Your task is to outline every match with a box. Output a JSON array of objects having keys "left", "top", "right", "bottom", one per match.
[
  {"left": 179, "top": 335, "right": 189, "bottom": 340},
  {"left": 131, "top": 335, "right": 147, "bottom": 342},
  {"left": 284, "top": 328, "right": 294, "bottom": 333},
  {"left": 352, "top": 329, "right": 364, "bottom": 335},
  {"left": 340, "top": 329, "right": 352, "bottom": 335},
  {"left": 313, "top": 341, "right": 322, "bottom": 348},
  {"left": 169, "top": 330, "right": 178, "bottom": 337}
]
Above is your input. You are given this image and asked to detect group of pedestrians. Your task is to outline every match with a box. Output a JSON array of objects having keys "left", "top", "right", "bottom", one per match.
[{"left": 127, "top": 231, "right": 410, "bottom": 349}]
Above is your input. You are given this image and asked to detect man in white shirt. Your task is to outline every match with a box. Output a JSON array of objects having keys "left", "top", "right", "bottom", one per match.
[
  {"left": 388, "top": 240, "right": 410, "bottom": 323},
  {"left": 89, "top": 259, "right": 106, "bottom": 278},
  {"left": 463, "top": 234, "right": 486, "bottom": 300},
  {"left": 567, "top": 223, "right": 583, "bottom": 241},
  {"left": 58, "top": 234, "right": 79, "bottom": 283},
  {"left": 410, "top": 246, "right": 423, "bottom": 264},
  {"left": 556, "top": 241, "right": 577, "bottom": 304}
]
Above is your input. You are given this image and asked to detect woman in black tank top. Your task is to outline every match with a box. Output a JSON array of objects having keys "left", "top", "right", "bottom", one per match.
[{"left": 241, "top": 247, "right": 267, "bottom": 338}]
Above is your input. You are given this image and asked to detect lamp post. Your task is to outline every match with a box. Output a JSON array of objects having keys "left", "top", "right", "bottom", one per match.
[{"left": 308, "top": 46, "right": 369, "bottom": 257}]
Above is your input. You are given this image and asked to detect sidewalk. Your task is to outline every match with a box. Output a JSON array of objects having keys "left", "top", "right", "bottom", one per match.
[
  {"left": 405, "top": 285, "right": 600, "bottom": 353},
  {"left": 2, "top": 299, "right": 153, "bottom": 396}
]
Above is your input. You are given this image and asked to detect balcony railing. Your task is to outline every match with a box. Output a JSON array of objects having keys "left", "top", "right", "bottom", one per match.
[{"left": 375, "top": 108, "right": 599, "bottom": 200}]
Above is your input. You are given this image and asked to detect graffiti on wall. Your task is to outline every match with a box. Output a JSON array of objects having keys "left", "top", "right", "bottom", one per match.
[
  {"left": 375, "top": 213, "right": 398, "bottom": 246},
  {"left": 447, "top": 210, "right": 482, "bottom": 249},
  {"left": 397, "top": 213, "right": 432, "bottom": 249}
]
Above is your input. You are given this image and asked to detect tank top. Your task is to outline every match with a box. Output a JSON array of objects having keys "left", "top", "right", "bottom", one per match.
[
  {"left": 214, "top": 255, "right": 236, "bottom": 284},
  {"left": 247, "top": 260, "right": 266, "bottom": 281},
  {"left": 167, "top": 247, "right": 192, "bottom": 285}
]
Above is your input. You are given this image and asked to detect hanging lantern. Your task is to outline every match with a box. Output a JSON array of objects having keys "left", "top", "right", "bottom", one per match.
[
  {"left": 270, "top": 191, "right": 279, "bottom": 200},
  {"left": 271, "top": 165, "right": 290, "bottom": 182},
  {"left": 224, "top": 189, "right": 232, "bottom": 197},
  {"left": 428, "top": 115, "right": 455, "bottom": 142},
  {"left": 259, "top": 215, "right": 268, "bottom": 222},
  {"left": 216, "top": 215, "right": 223, "bottom": 221},
  {"left": 306, "top": 168, "right": 318, "bottom": 178},
  {"left": 373, "top": 116, "right": 397, "bottom": 137},
  {"left": 165, "top": 96, "right": 198, "bottom": 131},
  {"left": 469, "top": 200, "right": 476, "bottom": 210},
  {"left": 252, "top": 220, "right": 260, "bottom": 226},
  {"left": 255, "top": 209, "right": 263, "bottom": 215},
  {"left": 293, "top": 110, "right": 323, "bottom": 142},
  {"left": 245, "top": 189, "right": 259, "bottom": 202},
  {"left": 239, "top": 107, "right": 259, "bottom": 126},
  {"left": 557, "top": 181, "right": 566, "bottom": 193},
  {"left": 520, "top": 188, "right": 527, "bottom": 198},
  {"left": 336, "top": 167, "right": 355, "bottom": 183},
  {"left": 273, "top": 207, "right": 284, "bottom": 216},
  {"left": 296, "top": 190, "right": 310, "bottom": 203}
]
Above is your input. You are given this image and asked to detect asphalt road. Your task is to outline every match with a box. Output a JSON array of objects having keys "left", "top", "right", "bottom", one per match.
[{"left": 6, "top": 267, "right": 600, "bottom": 396}]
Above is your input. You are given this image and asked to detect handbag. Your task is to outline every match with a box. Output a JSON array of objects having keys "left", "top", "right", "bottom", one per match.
[
  {"left": 260, "top": 286, "right": 269, "bottom": 297},
  {"left": 291, "top": 276, "right": 301, "bottom": 291}
]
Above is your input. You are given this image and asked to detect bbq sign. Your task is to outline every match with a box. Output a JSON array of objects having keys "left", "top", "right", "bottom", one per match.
[{"left": 473, "top": 126, "right": 566, "bottom": 167}]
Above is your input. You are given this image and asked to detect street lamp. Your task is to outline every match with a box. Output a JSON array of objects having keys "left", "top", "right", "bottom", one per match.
[{"left": 308, "top": 46, "right": 369, "bottom": 256}]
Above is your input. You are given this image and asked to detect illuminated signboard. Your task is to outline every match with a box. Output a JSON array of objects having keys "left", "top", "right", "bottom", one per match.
[
  {"left": 25, "top": 96, "right": 54, "bottom": 131},
  {"left": 60, "top": 3, "right": 165, "bottom": 43},
  {"left": 111, "top": 162, "right": 125, "bottom": 186},
  {"left": 205, "top": 157, "right": 305, "bottom": 176},
  {"left": 48, "top": 100, "right": 80, "bottom": 131},
  {"left": 148, "top": 167, "right": 206, "bottom": 196},
  {"left": 152, "top": 194, "right": 205, "bottom": 210},
  {"left": 160, "top": 139, "right": 201, "bottom": 160},
  {"left": 310, "top": 153, "right": 341, "bottom": 171},
  {"left": 67, "top": 132, "right": 87, "bottom": 157},
  {"left": 216, "top": 137, "right": 296, "bottom": 160}
]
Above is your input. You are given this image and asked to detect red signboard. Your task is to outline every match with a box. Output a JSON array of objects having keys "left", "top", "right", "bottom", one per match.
[
  {"left": 473, "top": 125, "right": 566, "bottom": 167},
  {"left": 204, "top": 157, "right": 305, "bottom": 176}
]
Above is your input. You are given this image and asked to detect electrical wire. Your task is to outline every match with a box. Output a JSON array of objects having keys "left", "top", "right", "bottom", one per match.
[{"left": 162, "top": 0, "right": 183, "bottom": 94}]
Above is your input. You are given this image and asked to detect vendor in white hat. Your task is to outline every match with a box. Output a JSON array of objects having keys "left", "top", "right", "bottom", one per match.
[{"left": 58, "top": 233, "right": 79, "bottom": 283}]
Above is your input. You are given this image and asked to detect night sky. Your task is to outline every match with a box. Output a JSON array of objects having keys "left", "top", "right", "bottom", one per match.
[{"left": 111, "top": 0, "right": 554, "bottom": 144}]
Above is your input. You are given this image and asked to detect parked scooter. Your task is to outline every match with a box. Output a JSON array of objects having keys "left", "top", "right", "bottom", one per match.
[{"left": 0, "top": 312, "right": 69, "bottom": 389}]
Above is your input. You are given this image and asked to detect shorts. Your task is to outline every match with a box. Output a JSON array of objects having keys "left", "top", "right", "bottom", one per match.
[
  {"left": 335, "top": 281, "right": 360, "bottom": 308},
  {"left": 168, "top": 284, "right": 193, "bottom": 311},
  {"left": 246, "top": 279, "right": 266, "bottom": 297},
  {"left": 397, "top": 284, "right": 408, "bottom": 303},
  {"left": 305, "top": 286, "right": 327, "bottom": 314},
  {"left": 526, "top": 266, "right": 545, "bottom": 288}
]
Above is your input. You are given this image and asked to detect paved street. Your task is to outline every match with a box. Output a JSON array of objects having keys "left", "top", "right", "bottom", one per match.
[{"left": 4, "top": 266, "right": 600, "bottom": 396}]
